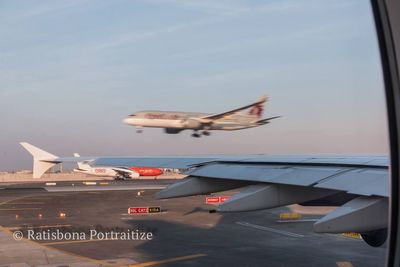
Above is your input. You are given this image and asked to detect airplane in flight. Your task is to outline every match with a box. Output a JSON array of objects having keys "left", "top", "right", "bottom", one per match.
[
  {"left": 123, "top": 95, "right": 280, "bottom": 137},
  {"left": 20, "top": 141, "right": 389, "bottom": 247}
]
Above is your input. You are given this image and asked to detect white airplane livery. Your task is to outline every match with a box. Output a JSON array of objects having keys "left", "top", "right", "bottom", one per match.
[
  {"left": 123, "top": 95, "right": 280, "bottom": 137},
  {"left": 19, "top": 143, "right": 163, "bottom": 180},
  {"left": 72, "top": 153, "right": 140, "bottom": 180}
]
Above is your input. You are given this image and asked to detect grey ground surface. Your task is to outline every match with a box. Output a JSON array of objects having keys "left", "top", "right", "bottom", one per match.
[{"left": 0, "top": 179, "right": 387, "bottom": 267}]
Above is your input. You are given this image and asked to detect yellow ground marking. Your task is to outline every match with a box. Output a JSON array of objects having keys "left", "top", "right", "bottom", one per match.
[
  {"left": 7, "top": 224, "right": 72, "bottom": 230},
  {"left": 0, "top": 197, "right": 44, "bottom": 211},
  {"left": 0, "top": 208, "right": 42, "bottom": 211},
  {"left": 342, "top": 232, "right": 361, "bottom": 239},
  {"left": 129, "top": 253, "right": 207, "bottom": 267},
  {"left": 42, "top": 238, "right": 117, "bottom": 246},
  {"left": 21, "top": 197, "right": 53, "bottom": 199},
  {"left": 83, "top": 181, "right": 97, "bottom": 185},
  {"left": 99, "top": 182, "right": 110, "bottom": 185},
  {"left": 279, "top": 212, "right": 301, "bottom": 220},
  {"left": 336, "top": 262, "right": 354, "bottom": 267},
  {"left": 2, "top": 202, "right": 44, "bottom": 205},
  {"left": 0, "top": 197, "right": 29, "bottom": 206}
]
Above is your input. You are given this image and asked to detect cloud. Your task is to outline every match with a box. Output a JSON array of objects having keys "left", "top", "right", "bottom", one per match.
[
  {"left": 0, "top": 0, "right": 92, "bottom": 22},
  {"left": 91, "top": 0, "right": 308, "bottom": 51},
  {"left": 142, "top": 0, "right": 250, "bottom": 15}
]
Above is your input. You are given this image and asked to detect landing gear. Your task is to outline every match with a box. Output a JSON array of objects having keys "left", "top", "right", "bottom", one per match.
[
  {"left": 191, "top": 130, "right": 211, "bottom": 138},
  {"left": 191, "top": 132, "right": 201, "bottom": 138},
  {"left": 115, "top": 174, "right": 132, "bottom": 181},
  {"left": 202, "top": 130, "right": 211, "bottom": 136}
]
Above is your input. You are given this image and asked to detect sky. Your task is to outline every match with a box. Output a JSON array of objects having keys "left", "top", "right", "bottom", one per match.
[{"left": 0, "top": 0, "right": 389, "bottom": 171}]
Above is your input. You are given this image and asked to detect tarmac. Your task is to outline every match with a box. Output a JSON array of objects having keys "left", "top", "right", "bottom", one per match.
[{"left": 0, "top": 179, "right": 387, "bottom": 267}]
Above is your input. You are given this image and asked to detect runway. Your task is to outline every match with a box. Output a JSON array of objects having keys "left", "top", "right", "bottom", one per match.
[{"left": 0, "top": 179, "right": 387, "bottom": 266}]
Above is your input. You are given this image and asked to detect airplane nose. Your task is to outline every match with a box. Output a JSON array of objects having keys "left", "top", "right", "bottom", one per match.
[{"left": 123, "top": 117, "right": 131, "bottom": 124}]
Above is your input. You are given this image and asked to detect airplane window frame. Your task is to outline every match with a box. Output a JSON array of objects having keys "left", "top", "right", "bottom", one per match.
[{"left": 371, "top": 0, "right": 400, "bottom": 266}]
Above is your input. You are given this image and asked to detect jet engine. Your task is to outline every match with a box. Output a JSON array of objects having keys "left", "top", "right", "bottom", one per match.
[
  {"left": 360, "top": 228, "right": 387, "bottom": 247},
  {"left": 164, "top": 128, "right": 183, "bottom": 134},
  {"left": 128, "top": 172, "right": 140, "bottom": 179},
  {"left": 182, "top": 119, "right": 202, "bottom": 129}
]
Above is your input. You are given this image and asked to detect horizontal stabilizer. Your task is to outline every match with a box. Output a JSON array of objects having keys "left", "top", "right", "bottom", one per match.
[
  {"left": 256, "top": 116, "right": 281, "bottom": 124},
  {"left": 313, "top": 196, "right": 388, "bottom": 233},
  {"left": 155, "top": 176, "right": 249, "bottom": 199},
  {"left": 218, "top": 184, "right": 335, "bottom": 212}
]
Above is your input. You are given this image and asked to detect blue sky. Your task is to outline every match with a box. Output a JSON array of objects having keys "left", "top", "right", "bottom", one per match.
[{"left": 0, "top": 0, "right": 388, "bottom": 170}]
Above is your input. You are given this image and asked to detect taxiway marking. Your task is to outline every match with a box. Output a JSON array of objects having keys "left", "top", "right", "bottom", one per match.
[
  {"left": 0, "top": 208, "right": 42, "bottom": 211},
  {"left": 277, "top": 219, "right": 318, "bottom": 223},
  {"left": 2, "top": 202, "right": 44, "bottom": 205},
  {"left": 7, "top": 224, "right": 72, "bottom": 230},
  {"left": 42, "top": 238, "right": 116, "bottom": 246},
  {"left": 0, "top": 197, "right": 120, "bottom": 267},
  {"left": 236, "top": 221, "right": 304, "bottom": 238},
  {"left": 336, "top": 262, "right": 354, "bottom": 267},
  {"left": 129, "top": 253, "right": 207, "bottom": 267}
]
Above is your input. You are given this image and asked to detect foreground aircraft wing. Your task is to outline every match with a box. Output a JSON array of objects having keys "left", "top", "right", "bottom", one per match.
[
  {"left": 90, "top": 154, "right": 389, "bottom": 247},
  {"left": 198, "top": 96, "right": 268, "bottom": 122},
  {"left": 20, "top": 142, "right": 389, "bottom": 246}
]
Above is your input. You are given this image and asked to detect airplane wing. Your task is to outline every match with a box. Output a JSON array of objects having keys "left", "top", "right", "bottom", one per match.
[
  {"left": 20, "top": 142, "right": 389, "bottom": 246},
  {"left": 87, "top": 154, "right": 389, "bottom": 247},
  {"left": 198, "top": 96, "right": 268, "bottom": 122},
  {"left": 111, "top": 167, "right": 140, "bottom": 178}
]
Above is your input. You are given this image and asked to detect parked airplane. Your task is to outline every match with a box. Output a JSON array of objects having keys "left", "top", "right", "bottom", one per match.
[
  {"left": 73, "top": 153, "right": 163, "bottom": 179},
  {"left": 123, "top": 95, "right": 280, "bottom": 137},
  {"left": 72, "top": 154, "right": 140, "bottom": 180},
  {"left": 20, "top": 142, "right": 163, "bottom": 180}
]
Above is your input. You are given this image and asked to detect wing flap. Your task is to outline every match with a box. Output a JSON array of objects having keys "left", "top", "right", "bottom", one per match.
[
  {"left": 217, "top": 184, "right": 336, "bottom": 212},
  {"left": 315, "top": 169, "right": 388, "bottom": 196},
  {"left": 155, "top": 176, "right": 249, "bottom": 199}
]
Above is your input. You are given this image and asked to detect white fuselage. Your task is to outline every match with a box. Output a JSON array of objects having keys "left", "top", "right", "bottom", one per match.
[
  {"left": 74, "top": 166, "right": 140, "bottom": 179},
  {"left": 74, "top": 167, "right": 116, "bottom": 177},
  {"left": 123, "top": 111, "right": 258, "bottom": 131}
]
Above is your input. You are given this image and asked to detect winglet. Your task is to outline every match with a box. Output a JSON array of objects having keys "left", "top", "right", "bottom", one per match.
[{"left": 20, "top": 142, "right": 58, "bottom": 178}]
